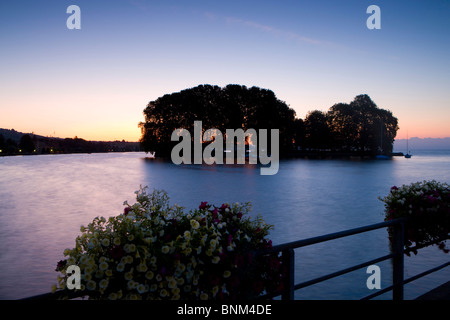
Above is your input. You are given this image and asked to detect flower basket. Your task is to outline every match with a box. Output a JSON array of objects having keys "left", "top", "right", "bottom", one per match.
[
  {"left": 379, "top": 180, "right": 450, "bottom": 255},
  {"left": 54, "top": 186, "right": 284, "bottom": 300}
]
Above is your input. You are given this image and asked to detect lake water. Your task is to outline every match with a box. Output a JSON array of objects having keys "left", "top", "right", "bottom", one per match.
[{"left": 0, "top": 150, "right": 449, "bottom": 299}]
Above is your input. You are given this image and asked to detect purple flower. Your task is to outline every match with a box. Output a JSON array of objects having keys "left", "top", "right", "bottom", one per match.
[
  {"left": 55, "top": 260, "right": 66, "bottom": 272},
  {"left": 211, "top": 207, "right": 218, "bottom": 219},
  {"left": 199, "top": 201, "right": 208, "bottom": 210}
]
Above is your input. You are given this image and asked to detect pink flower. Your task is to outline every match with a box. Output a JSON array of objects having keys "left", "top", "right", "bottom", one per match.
[
  {"left": 199, "top": 201, "right": 208, "bottom": 210},
  {"left": 124, "top": 207, "right": 131, "bottom": 216},
  {"left": 211, "top": 207, "right": 218, "bottom": 219}
]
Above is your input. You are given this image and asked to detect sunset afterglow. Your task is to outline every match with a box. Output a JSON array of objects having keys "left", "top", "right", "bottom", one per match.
[{"left": 1, "top": 1, "right": 449, "bottom": 142}]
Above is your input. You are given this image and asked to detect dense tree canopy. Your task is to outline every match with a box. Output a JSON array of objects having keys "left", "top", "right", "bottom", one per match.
[
  {"left": 325, "top": 94, "right": 399, "bottom": 154},
  {"left": 139, "top": 84, "right": 298, "bottom": 157},
  {"left": 139, "top": 85, "right": 399, "bottom": 158}
]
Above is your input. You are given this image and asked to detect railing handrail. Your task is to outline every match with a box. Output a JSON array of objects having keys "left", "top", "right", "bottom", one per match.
[
  {"left": 262, "top": 218, "right": 405, "bottom": 254},
  {"left": 257, "top": 217, "right": 449, "bottom": 300}
]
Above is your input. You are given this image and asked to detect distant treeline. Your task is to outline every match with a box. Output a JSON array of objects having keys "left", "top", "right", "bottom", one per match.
[
  {"left": 0, "top": 129, "right": 141, "bottom": 156},
  {"left": 139, "top": 84, "right": 399, "bottom": 158}
]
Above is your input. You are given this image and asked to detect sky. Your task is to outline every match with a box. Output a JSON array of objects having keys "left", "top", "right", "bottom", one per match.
[{"left": 1, "top": 0, "right": 449, "bottom": 141}]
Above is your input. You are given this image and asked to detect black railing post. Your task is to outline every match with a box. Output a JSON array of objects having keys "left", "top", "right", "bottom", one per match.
[
  {"left": 282, "top": 248, "right": 295, "bottom": 300},
  {"left": 392, "top": 219, "right": 405, "bottom": 300}
]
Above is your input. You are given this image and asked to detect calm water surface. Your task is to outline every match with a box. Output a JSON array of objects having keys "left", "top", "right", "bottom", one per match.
[{"left": 0, "top": 151, "right": 449, "bottom": 299}]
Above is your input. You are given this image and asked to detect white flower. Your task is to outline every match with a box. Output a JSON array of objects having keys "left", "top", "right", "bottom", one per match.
[
  {"left": 83, "top": 273, "right": 92, "bottom": 282},
  {"left": 223, "top": 270, "right": 231, "bottom": 278},
  {"left": 162, "top": 246, "right": 170, "bottom": 254},
  {"left": 124, "top": 271, "right": 133, "bottom": 281},
  {"left": 116, "top": 263, "right": 125, "bottom": 272},
  {"left": 167, "top": 278, "right": 177, "bottom": 289},
  {"left": 211, "top": 256, "right": 220, "bottom": 264},
  {"left": 137, "top": 263, "right": 147, "bottom": 273},
  {"left": 137, "top": 284, "right": 147, "bottom": 294},
  {"left": 108, "top": 292, "right": 118, "bottom": 300},
  {"left": 160, "top": 289, "right": 168, "bottom": 298},
  {"left": 190, "top": 219, "right": 200, "bottom": 229},
  {"left": 127, "top": 280, "right": 137, "bottom": 290},
  {"left": 99, "top": 262, "right": 108, "bottom": 271},
  {"left": 86, "top": 280, "right": 96, "bottom": 291},
  {"left": 99, "top": 279, "right": 108, "bottom": 289},
  {"left": 79, "top": 255, "right": 88, "bottom": 265}
]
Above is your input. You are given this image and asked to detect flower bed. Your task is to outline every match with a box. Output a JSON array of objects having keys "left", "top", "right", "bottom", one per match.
[
  {"left": 54, "top": 186, "right": 284, "bottom": 300},
  {"left": 380, "top": 180, "right": 450, "bottom": 255}
]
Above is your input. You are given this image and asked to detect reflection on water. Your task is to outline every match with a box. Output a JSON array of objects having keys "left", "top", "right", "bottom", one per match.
[{"left": 0, "top": 151, "right": 449, "bottom": 299}]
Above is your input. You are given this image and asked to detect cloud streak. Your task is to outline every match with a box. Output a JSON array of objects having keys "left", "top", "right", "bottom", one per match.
[{"left": 224, "top": 16, "right": 328, "bottom": 47}]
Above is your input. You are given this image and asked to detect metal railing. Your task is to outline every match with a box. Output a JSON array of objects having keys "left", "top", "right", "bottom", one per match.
[
  {"left": 257, "top": 218, "right": 449, "bottom": 300},
  {"left": 23, "top": 218, "right": 449, "bottom": 300}
]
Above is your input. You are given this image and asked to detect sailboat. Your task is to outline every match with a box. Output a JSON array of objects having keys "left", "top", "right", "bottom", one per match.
[{"left": 405, "top": 133, "right": 412, "bottom": 158}]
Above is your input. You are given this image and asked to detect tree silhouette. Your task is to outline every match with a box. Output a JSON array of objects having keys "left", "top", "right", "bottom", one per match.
[
  {"left": 304, "top": 110, "right": 333, "bottom": 150},
  {"left": 139, "top": 87, "right": 398, "bottom": 158},
  {"left": 326, "top": 95, "right": 398, "bottom": 155},
  {"left": 0, "top": 134, "right": 4, "bottom": 152},
  {"left": 19, "top": 134, "right": 35, "bottom": 153},
  {"left": 139, "top": 84, "right": 298, "bottom": 157}
]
